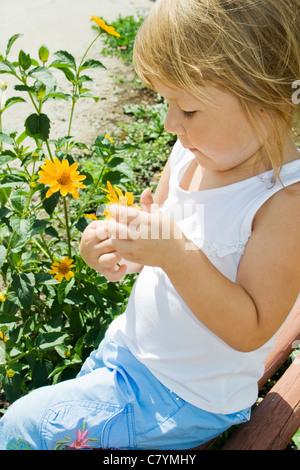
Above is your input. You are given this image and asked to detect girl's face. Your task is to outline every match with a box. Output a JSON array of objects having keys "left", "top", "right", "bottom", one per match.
[{"left": 152, "top": 79, "right": 264, "bottom": 173}]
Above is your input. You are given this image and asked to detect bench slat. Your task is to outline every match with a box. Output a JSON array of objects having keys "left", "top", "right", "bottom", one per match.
[
  {"left": 222, "top": 358, "right": 300, "bottom": 450},
  {"left": 259, "top": 300, "right": 300, "bottom": 389}
]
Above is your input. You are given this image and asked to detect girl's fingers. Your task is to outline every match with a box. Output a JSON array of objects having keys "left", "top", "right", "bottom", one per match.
[
  {"left": 102, "top": 264, "right": 127, "bottom": 282},
  {"left": 95, "top": 222, "right": 109, "bottom": 241},
  {"left": 98, "top": 251, "right": 122, "bottom": 268},
  {"left": 109, "top": 204, "right": 141, "bottom": 225}
]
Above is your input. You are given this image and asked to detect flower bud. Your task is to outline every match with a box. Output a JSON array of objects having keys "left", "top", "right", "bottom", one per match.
[
  {"left": 6, "top": 369, "right": 15, "bottom": 378},
  {"left": 39, "top": 45, "right": 49, "bottom": 63},
  {"left": 0, "top": 81, "right": 7, "bottom": 108},
  {"left": 35, "top": 82, "right": 47, "bottom": 100},
  {"left": 0, "top": 81, "right": 7, "bottom": 92}
]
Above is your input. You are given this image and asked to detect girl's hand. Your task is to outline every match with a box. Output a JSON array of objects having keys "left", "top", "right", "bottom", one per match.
[
  {"left": 106, "top": 191, "right": 186, "bottom": 270},
  {"left": 79, "top": 220, "right": 128, "bottom": 282}
]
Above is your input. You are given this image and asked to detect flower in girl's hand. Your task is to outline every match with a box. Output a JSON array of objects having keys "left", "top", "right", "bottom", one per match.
[{"left": 100, "top": 181, "right": 140, "bottom": 220}]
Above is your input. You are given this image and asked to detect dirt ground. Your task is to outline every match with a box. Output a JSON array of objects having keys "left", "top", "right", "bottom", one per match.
[{"left": 0, "top": 0, "right": 154, "bottom": 144}]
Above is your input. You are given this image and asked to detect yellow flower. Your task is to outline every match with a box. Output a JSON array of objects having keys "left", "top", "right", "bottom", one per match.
[
  {"left": 105, "top": 134, "right": 114, "bottom": 143},
  {"left": 38, "top": 158, "right": 86, "bottom": 199},
  {"left": 84, "top": 213, "right": 98, "bottom": 221},
  {"left": 91, "top": 15, "right": 121, "bottom": 37},
  {"left": 49, "top": 256, "right": 75, "bottom": 282},
  {"left": 0, "top": 331, "right": 7, "bottom": 343},
  {"left": 0, "top": 292, "right": 6, "bottom": 302},
  {"left": 6, "top": 369, "right": 15, "bottom": 378},
  {"left": 101, "top": 181, "right": 139, "bottom": 220}
]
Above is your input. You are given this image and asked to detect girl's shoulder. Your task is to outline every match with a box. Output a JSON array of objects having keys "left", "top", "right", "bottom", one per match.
[
  {"left": 236, "top": 180, "right": 300, "bottom": 348},
  {"left": 254, "top": 180, "right": 300, "bottom": 224}
]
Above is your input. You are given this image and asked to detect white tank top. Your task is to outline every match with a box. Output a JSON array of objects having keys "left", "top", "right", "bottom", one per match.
[{"left": 107, "top": 140, "right": 300, "bottom": 414}]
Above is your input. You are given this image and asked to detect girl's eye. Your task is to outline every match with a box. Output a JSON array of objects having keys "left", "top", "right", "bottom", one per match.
[{"left": 183, "top": 110, "right": 197, "bottom": 118}]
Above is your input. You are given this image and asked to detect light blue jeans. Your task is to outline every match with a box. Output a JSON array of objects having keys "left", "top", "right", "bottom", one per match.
[{"left": 0, "top": 335, "right": 251, "bottom": 450}]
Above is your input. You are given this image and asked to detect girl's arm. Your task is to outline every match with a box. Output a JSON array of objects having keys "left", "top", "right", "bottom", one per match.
[
  {"left": 163, "top": 183, "right": 300, "bottom": 352},
  {"left": 108, "top": 182, "right": 300, "bottom": 352}
]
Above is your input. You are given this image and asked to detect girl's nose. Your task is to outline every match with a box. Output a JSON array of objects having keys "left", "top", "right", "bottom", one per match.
[{"left": 164, "top": 104, "right": 185, "bottom": 136}]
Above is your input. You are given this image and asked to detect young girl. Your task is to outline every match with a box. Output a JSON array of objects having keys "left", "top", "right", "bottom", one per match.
[{"left": 1, "top": 0, "right": 300, "bottom": 450}]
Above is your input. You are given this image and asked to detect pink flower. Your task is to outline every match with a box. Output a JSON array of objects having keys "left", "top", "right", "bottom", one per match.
[{"left": 70, "top": 429, "right": 90, "bottom": 449}]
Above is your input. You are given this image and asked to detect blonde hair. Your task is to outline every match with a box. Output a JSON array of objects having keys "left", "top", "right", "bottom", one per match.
[{"left": 133, "top": 0, "right": 300, "bottom": 180}]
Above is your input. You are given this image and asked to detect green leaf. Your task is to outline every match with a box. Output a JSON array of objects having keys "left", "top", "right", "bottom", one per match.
[
  {"left": 46, "top": 92, "right": 70, "bottom": 101},
  {"left": 14, "top": 84, "right": 35, "bottom": 93},
  {"left": 41, "top": 187, "right": 60, "bottom": 215},
  {"left": 9, "top": 216, "right": 33, "bottom": 252},
  {"left": 36, "top": 331, "right": 68, "bottom": 351},
  {"left": 25, "top": 113, "right": 51, "bottom": 141},
  {"left": 75, "top": 217, "right": 88, "bottom": 233},
  {"left": 19, "top": 50, "right": 31, "bottom": 71},
  {"left": 0, "top": 186, "right": 12, "bottom": 206},
  {"left": 5, "top": 34, "right": 23, "bottom": 57},
  {"left": 51, "top": 50, "right": 77, "bottom": 70},
  {"left": 28, "top": 67, "right": 57, "bottom": 92},
  {"left": 2, "top": 96, "right": 26, "bottom": 112},
  {"left": 0, "top": 173, "right": 27, "bottom": 187},
  {"left": 0, "top": 314, "right": 21, "bottom": 323},
  {"left": 49, "top": 66, "right": 75, "bottom": 82},
  {"left": 69, "top": 309, "right": 84, "bottom": 338},
  {"left": 10, "top": 194, "right": 27, "bottom": 214},
  {"left": 0, "top": 60, "right": 16, "bottom": 74},
  {"left": 0, "top": 245, "right": 7, "bottom": 269},
  {"left": 31, "top": 358, "right": 53, "bottom": 388},
  {"left": 0, "top": 132, "right": 14, "bottom": 145},
  {"left": 292, "top": 429, "right": 300, "bottom": 450},
  {"left": 80, "top": 59, "right": 106, "bottom": 71},
  {"left": 3, "top": 371, "right": 22, "bottom": 403},
  {"left": 57, "top": 277, "right": 75, "bottom": 304},
  {"left": 11, "top": 272, "right": 35, "bottom": 311}
]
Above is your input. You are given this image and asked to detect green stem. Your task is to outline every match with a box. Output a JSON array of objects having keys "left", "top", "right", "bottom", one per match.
[
  {"left": 67, "top": 96, "right": 76, "bottom": 138},
  {"left": 78, "top": 32, "right": 102, "bottom": 71},
  {"left": 70, "top": 166, "right": 106, "bottom": 228},
  {"left": 27, "top": 91, "right": 40, "bottom": 114},
  {"left": 63, "top": 197, "right": 72, "bottom": 258},
  {"left": 45, "top": 140, "right": 54, "bottom": 162},
  {"left": 4, "top": 349, "right": 32, "bottom": 366},
  {"left": 66, "top": 32, "right": 102, "bottom": 145},
  {"left": 32, "top": 237, "right": 53, "bottom": 261}
]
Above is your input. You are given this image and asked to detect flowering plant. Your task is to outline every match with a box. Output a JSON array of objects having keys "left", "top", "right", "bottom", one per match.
[{"left": 0, "top": 17, "right": 136, "bottom": 403}]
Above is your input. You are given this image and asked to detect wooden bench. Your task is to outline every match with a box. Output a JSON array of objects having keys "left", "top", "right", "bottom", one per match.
[{"left": 196, "top": 298, "right": 300, "bottom": 450}]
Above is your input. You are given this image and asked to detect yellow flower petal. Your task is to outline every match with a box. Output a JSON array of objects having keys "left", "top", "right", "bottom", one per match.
[
  {"left": 49, "top": 256, "right": 75, "bottom": 282},
  {"left": 91, "top": 15, "right": 121, "bottom": 37},
  {"left": 101, "top": 181, "right": 139, "bottom": 220},
  {"left": 39, "top": 158, "right": 86, "bottom": 199}
]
